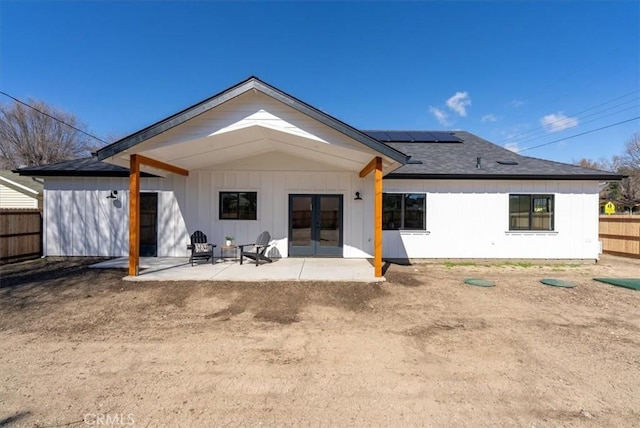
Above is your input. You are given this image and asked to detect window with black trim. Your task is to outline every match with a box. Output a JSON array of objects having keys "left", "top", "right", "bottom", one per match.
[
  {"left": 383, "top": 193, "right": 426, "bottom": 230},
  {"left": 509, "top": 194, "right": 554, "bottom": 231},
  {"left": 219, "top": 192, "right": 257, "bottom": 220}
]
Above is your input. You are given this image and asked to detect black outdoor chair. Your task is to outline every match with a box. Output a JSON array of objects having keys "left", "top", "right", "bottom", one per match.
[
  {"left": 239, "top": 231, "right": 273, "bottom": 267},
  {"left": 188, "top": 230, "right": 216, "bottom": 266}
]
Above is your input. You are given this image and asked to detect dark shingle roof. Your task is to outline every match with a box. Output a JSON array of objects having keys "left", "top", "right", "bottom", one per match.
[
  {"left": 14, "top": 157, "right": 158, "bottom": 177},
  {"left": 373, "top": 131, "right": 623, "bottom": 180}
]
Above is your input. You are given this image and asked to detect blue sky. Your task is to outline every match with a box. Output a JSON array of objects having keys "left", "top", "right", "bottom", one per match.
[{"left": 1, "top": 1, "right": 638, "bottom": 165}]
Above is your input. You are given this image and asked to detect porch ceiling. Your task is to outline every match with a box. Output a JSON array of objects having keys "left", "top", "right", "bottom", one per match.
[{"left": 104, "top": 123, "right": 396, "bottom": 173}]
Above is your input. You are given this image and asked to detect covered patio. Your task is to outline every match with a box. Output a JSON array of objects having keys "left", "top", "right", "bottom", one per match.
[
  {"left": 94, "top": 77, "right": 408, "bottom": 279},
  {"left": 90, "top": 257, "right": 383, "bottom": 282}
]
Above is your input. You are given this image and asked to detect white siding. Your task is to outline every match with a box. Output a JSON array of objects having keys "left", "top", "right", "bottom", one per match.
[
  {"left": 43, "top": 176, "right": 188, "bottom": 257},
  {"left": 42, "top": 173, "right": 601, "bottom": 261},
  {"left": 42, "top": 159, "right": 373, "bottom": 258},
  {"left": 183, "top": 168, "right": 372, "bottom": 258},
  {"left": 382, "top": 179, "right": 601, "bottom": 260},
  {"left": 0, "top": 184, "right": 38, "bottom": 208}
]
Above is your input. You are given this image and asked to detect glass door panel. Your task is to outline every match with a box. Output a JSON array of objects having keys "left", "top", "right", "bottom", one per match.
[
  {"left": 291, "top": 196, "right": 312, "bottom": 246},
  {"left": 317, "top": 196, "right": 341, "bottom": 253}
]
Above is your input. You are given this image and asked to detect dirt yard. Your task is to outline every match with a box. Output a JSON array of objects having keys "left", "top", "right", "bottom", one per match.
[{"left": 1, "top": 256, "right": 639, "bottom": 427}]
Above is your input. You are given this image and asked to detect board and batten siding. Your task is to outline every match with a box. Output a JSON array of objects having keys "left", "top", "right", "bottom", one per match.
[
  {"left": 0, "top": 183, "right": 38, "bottom": 208},
  {"left": 43, "top": 176, "right": 188, "bottom": 257},
  {"left": 382, "top": 179, "right": 601, "bottom": 259},
  {"left": 42, "top": 174, "right": 601, "bottom": 260},
  {"left": 184, "top": 168, "right": 372, "bottom": 258},
  {"left": 42, "top": 163, "right": 373, "bottom": 258}
]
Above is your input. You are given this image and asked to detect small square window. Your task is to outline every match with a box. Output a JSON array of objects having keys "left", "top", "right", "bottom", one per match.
[
  {"left": 219, "top": 192, "right": 257, "bottom": 220},
  {"left": 382, "top": 193, "right": 426, "bottom": 230},
  {"left": 509, "top": 194, "right": 554, "bottom": 231}
]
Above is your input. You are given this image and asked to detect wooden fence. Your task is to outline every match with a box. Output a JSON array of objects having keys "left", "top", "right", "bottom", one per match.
[
  {"left": 0, "top": 209, "right": 42, "bottom": 263},
  {"left": 599, "top": 215, "right": 640, "bottom": 259}
]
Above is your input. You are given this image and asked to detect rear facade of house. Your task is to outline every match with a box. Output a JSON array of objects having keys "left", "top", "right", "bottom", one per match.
[{"left": 18, "top": 77, "right": 621, "bottom": 262}]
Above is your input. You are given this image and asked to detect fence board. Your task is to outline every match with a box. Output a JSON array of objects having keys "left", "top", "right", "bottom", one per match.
[
  {"left": 599, "top": 215, "right": 640, "bottom": 259},
  {"left": 0, "top": 209, "right": 42, "bottom": 263}
]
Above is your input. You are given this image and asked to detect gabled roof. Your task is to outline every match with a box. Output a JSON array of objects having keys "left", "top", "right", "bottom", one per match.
[
  {"left": 0, "top": 170, "right": 43, "bottom": 194},
  {"left": 96, "top": 76, "right": 408, "bottom": 165},
  {"left": 14, "top": 157, "right": 158, "bottom": 177},
  {"left": 373, "top": 131, "right": 624, "bottom": 181}
]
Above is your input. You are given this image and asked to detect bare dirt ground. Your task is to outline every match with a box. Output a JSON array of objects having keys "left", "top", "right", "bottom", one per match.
[{"left": 1, "top": 256, "right": 639, "bottom": 427}]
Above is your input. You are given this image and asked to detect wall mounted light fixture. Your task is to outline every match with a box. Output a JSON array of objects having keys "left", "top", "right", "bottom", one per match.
[
  {"left": 106, "top": 190, "right": 118, "bottom": 199},
  {"left": 354, "top": 191, "right": 362, "bottom": 201}
]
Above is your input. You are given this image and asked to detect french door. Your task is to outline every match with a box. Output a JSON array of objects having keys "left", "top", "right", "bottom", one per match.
[{"left": 289, "top": 194, "right": 343, "bottom": 257}]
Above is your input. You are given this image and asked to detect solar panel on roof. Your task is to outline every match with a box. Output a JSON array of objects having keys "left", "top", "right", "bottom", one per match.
[
  {"left": 384, "top": 131, "right": 416, "bottom": 141},
  {"left": 408, "top": 131, "right": 452, "bottom": 142},
  {"left": 428, "top": 132, "right": 462, "bottom": 142},
  {"left": 406, "top": 131, "right": 433, "bottom": 141},
  {"left": 364, "top": 131, "right": 392, "bottom": 141},
  {"left": 362, "top": 130, "right": 462, "bottom": 143}
]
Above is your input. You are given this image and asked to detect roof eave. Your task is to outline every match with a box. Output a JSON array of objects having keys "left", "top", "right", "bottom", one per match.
[{"left": 14, "top": 170, "right": 158, "bottom": 178}]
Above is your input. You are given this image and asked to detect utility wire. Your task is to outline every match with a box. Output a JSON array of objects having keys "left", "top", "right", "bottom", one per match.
[
  {"left": 519, "top": 116, "right": 640, "bottom": 153},
  {"left": 507, "top": 102, "right": 640, "bottom": 147},
  {"left": 0, "top": 91, "right": 108, "bottom": 144},
  {"left": 497, "top": 90, "right": 640, "bottom": 145}
]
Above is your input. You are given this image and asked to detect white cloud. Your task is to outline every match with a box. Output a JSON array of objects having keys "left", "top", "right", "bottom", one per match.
[
  {"left": 481, "top": 114, "right": 498, "bottom": 123},
  {"left": 446, "top": 91, "right": 471, "bottom": 116},
  {"left": 504, "top": 143, "right": 520, "bottom": 153},
  {"left": 540, "top": 112, "right": 579, "bottom": 133},
  {"left": 429, "top": 106, "right": 450, "bottom": 126},
  {"left": 511, "top": 99, "right": 526, "bottom": 108}
]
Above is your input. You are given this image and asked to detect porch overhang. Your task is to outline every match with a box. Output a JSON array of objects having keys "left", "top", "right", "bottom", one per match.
[
  {"left": 98, "top": 123, "right": 403, "bottom": 175},
  {"left": 96, "top": 76, "right": 408, "bottom": 168}
]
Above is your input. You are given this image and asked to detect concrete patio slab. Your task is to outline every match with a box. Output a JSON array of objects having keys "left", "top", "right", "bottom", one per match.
[{"left": 90, "top": 257, "right": 383, "bottom": 282}]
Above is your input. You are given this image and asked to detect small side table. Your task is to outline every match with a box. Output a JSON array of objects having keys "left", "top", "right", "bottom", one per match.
[{"left": 220, "top": 245, "right": 238, "bottom": 262}]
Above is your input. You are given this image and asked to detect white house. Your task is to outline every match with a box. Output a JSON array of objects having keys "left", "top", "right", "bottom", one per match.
[
  {"left": 0, "top": 171, "right": 42, "bottom": 209},
  {"left": 17, "top": 77, "right": 621, "bottom": 276}
]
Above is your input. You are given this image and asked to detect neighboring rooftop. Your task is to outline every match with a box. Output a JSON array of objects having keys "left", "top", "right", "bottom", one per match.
[{"left": 0, "top": 170, "right": 44, "bottom": 192}]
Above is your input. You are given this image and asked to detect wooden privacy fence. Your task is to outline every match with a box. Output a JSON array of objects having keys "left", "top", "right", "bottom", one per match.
[
  {"left": 599, "top": 215, "right": 640, "bottom": 259},
  {"left": 0, "top": 209, "right": 42, "bottom": 263}
]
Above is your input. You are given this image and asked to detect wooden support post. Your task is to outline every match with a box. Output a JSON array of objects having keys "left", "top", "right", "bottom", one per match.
[
  {"left": 373, "top": 157, "right": 383, "bottom": 277},
  {"left": 129, "top": 154, "right": 140, "bottom": 276},
  {"left": 127, "top": 154, "right": 187, "bottom": 276},
  {"left": 360, "top": 156, "right": 384, "bottom": 278}
]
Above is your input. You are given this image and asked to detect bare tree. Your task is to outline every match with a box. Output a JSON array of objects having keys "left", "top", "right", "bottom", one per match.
[
  {"left": 575, "top": 158, "right": 604, "bottom": 170},
  {"left": 622, "top": 132, "right": 640, "bottom": 169},
  {"left": 619, "top": 132, "right": 640, "bottom": 200},
  {"left": 0, "top": 99, "right": 98, "bottom": 169},
  {"left": 573, "top": 156, "right": 628, "bottom": 200}
]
